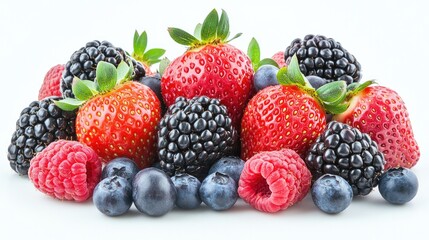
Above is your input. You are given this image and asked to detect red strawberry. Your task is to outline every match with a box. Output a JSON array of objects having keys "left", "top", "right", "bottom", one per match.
[
  {"left": 334, "top": 82, "right": 420, "bottom": 169},
  {"left": 272, "top": 51, "right": 286, "bottom": 68},
  {"left": 55, "top": 61, "right": 161, "bottom": 169},
  {"left": 161, "top": 9, "right": 253, "bottom": 128},
  {"left": 38, "top": 64, "right": 64, "bottom": 100},
  {"left": 131, "top": 30, "right": 166, "bottom": 76},
  {"left": 241, "top": 55, "right": 348, "bottom": 160}
]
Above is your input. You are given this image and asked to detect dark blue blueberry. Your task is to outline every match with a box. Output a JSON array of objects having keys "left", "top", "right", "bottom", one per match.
[
  {"left": 306, "top": 75, "right": 327, "bottom": 89},
  {"left": 311, "top": 174, "right": 353, "bottom": 214},
  {"left": 132, "top": 167, "right": 177, "bottom": 216},
  {"left": 199, "top": 172, "right": 237, "bottom": 211},
  {"left": 208, "top": 156, "right": 244, "bottom": 184},
  {"left": 378, "top": 168, "right": 418, "bottom": 204},
  {"left": 171, "top": 173, "right": 202, "bottom": 209},
  {"left": 253, "top": 65, "right": 279, "bottom": 92},
  {"left": 93, "top": 176, "right": 133, "bottom": 216},
  {"left": 139, "top": 74, "right": 166, "bottom": 112},
  {"left": 102, "top": 157, "right": 139, "bottom": 185}
]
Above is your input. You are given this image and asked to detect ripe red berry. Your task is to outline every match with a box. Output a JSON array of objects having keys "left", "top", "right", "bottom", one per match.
[
  {"left": 38, "top": 64, "right": 64, "bottom": 100},
  {"left": 238, "top": 149, "right": 312, "bottom": 213},
  {"left": 28, "top": 140, "right": 102, "bottom": 202}
]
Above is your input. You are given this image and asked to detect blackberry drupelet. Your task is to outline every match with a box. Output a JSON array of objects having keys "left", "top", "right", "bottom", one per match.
[
  {"left": 284, "top": 34, "right": 361, "bottom": 85},
  {"left": 7, "top": 97, "right": 77, "bottom": 175},
  {"left": 61, "top": 40, "right": 145, "bottom": 98},
  {"left": 157, "top": 96, "right": 237, "bottom": 180},
  {"left": 305, "top": 121, "right": 385, "bottom": 196}
]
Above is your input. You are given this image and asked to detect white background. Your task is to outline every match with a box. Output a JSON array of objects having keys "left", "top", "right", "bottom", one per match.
[{"left": 1, "top": 0, "right": 428, "bottom": 239}]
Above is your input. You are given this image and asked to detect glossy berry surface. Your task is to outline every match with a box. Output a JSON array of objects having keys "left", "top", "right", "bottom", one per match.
[
  {"left": 171, "top": 173, "right": 202, "bottom": 209},
  {"left": 306, "top": 75, "right": 327, "bottom": 89},
  {"left": 132, "top": 167, "right": 177, "bottom": 216},
  {"left": 305, "top": 121, "right": 385, "bottom": 196},
  {"left": 311, "top": 174, "right": 353, "bottom": 214},
  {"left": 157, "top": 96, "right": 237, "bottom": 180},
  {"left": 284, "top": 34, "right": 361, "bottom": 84},
  {"left": 253, "top": 65, "right": 279, "bottom": 92},
  {"left": 271, "top": 51, "right": 286, "bottom": 68},
  {"left": 199, "top": 172, "right": 238, "bottom": 211},
  {"left": 61, "top": 40, "right": 144, "bottom": 98},
  {"left": 101, "top": 157, "right": 140, "bottom": 185},
  {"left": 8, "top": 97, "right": 77, "bottom": 175},
  {"left": 38, "top": 64, "right": 64, "bottom": 100},
  {"left": 138, "top": 73, "right": 165, "bottom": 111},
  {"left": 378, "top": 168, "right": 418, "bottom": 204},
  {"left": 93, "top": 176, "right": 133, "bottom": 216},
  {"left": 208, "top": 156, "right": 245, "bottom": 184}
]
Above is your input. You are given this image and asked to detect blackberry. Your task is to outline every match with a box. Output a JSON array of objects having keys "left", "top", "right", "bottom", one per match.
[
  {"left": 157, "top": 96, "right": 237, "bottom": 180},
  {"left": 284, "top": 34, "right": 361, "bottom": 85},
  {"left": 61, "top": 40, "right": 145, "bottom": 98},
  {"left": 7, "top": 97, "right": 77, "bottom": 175},
  {"left": 305, "top": 121, "right": 385, "bottom": 196}
]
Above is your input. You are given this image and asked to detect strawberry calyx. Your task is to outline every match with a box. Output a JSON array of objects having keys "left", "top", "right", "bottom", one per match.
[
  {"left": 54, "top": 60, "right": 134, "bottom": 111},
  {"left": 168, "top": 9, "right": 242, "bottom": 49},
  {"left": 276, "top": 54, "right": 348, "bottom": 114},
  {"left": 132, "top": 30, "right": 166, "bottom": 68},
  {"left": 247, "top": 37, "right": 279, "bottom": 71}
]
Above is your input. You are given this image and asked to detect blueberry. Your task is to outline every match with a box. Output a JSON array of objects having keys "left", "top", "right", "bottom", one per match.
[
  {"left": 378, "top": 168, "right": 418, "bottom": 204},
  {"left": 93, "top": 176, "right": 133, "bottom": 216},
  {"left": 102, "top": 157, "right": 139, "bottom": 185},
  {"left": 311, "top": 174, "right": 353, "bottom": 214},
  {"left": 132, "top": 167, "right": 177, "bottom": 216},
  {"left": 199, "top": 172, "right": 238, "bottom": 211},
  {"left": 253, "top": 65, "right": 279, "bottom": 92},
  {"left": 208, "top": 156, "right": 245, "bottom": 184},
  {"left": 139, "top": 75, "right": 166, "bottom": 111},
  {"left": 171, "top": 173, "right": 202, "bottom": 209},
  {"left": 306, "top": 75, "right": 327, "bottom": 89}
]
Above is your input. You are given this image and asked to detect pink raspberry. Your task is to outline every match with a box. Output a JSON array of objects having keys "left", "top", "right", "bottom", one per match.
[
  {"left": 38, "top": 64, "right": 64, "bottom": 100},
  {"left": 238, "top": 149, "right": 312, "bottom": 213},
  {"left": 271, "top": 51, "right": 286, "bottom": 68},
  {"left": 28, "top": 140, "right": 102, "bottom": 202}
]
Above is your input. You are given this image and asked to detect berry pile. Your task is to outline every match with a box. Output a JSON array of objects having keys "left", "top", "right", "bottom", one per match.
[{"left": 7, "top": 9, "right": 421, "bottom": 217}]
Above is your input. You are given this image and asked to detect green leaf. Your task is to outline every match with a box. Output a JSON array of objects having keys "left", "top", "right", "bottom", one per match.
[
  {"left": 159, "top": 57, "right": 170, "bottom": 76},
  {"left": 201, "top": 9, "right": 219, "bottom": 42},
  {"left": 133, "top": 30, "right": 139, "bottom": 55},
  {"left": 316, "top": 81, "right": 347, "bottom": 104},
  {"left": 53, "top": 98, "right": 85, "bottom": 111},
  {"left": 72, "top": 77, "right": 96, "bottom": 101},
  {"left": 286, "top": 55, "right": 306, "bottom": 86},
  {"left": 96, "top": 61, "right": 117, "bottom": 92},
  {"left": 247, "top": 38, "right": 260, "bottom": 70},
  {"left": 143, "top": 48, "right": 166, "bottom": 62},
  {"left": 352, "top": 80, "right": 375, "bottom": 94},
  {"left": 81, "top": 80, "right": 98, "bottom": 94},
  {"left": 257, "top": 58, "right": 279, "bottom": 69},
  {"left": 134, "top": 31, "right": 147, "bottom": 57},
  {"left": 227, "top": 32, "right": 242, "bottom": 43},
  {"left": 277, "top": 67, "right": 293, "bottom": 85},
  {"left": 217, "top": 9, "right": 229, "bottom": 40},
  {"left": 194, "top": 23, "right": 202, "bottom": 40},
  {"left": 324, "top": 102, "right": 349, "bottom": 114},
  {"left": 168, "top": 27, "right": 199, "bottom": 46},
  {"left": 117, "top": 61, "right": 132, "bottom": 82}
]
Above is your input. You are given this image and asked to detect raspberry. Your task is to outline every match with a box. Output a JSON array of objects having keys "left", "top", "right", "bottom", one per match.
[
  {"left": 271, "top": 51, "right": 286, "bottom": 68},
  {"left": 28, "top": 140, "right": 102, "bottom": 202},
  {"left": 238, "top": 149, "right": 312, "bottom": 213},
  {"left": 38, "top": 64, "right": 64, "bottom": 100}
]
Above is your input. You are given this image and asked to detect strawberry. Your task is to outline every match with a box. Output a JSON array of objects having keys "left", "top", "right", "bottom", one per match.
[
  {"left": 38, "top": 64, "right": 64, "bottom": 100},
  {"left": 161, "top": 9, "right": 254, "bottom": 128},
  {"left": 334, "top": 82, "right": 420, "bottom": 169},
  {"left": 272, "top": 51, "right": 286, "bottom": 68},
  {"left": 131, "top": 30, "right": 166, "bottom": 76},
  {"left": 55, "top": 61, "right": 161, "bottom": 169},
  {"left": 241, "top": 55, "right": 348, "bottom": 160}
]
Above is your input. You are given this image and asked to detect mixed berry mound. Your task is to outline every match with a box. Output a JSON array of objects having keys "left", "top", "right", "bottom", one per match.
[
  {"left": 305, "top": 121, "right": 385, "bottom": 196},
  {"left": 238, "top": 149, "right": 312, "bottom": 213},
  {"left": 284, "top": 34, "right": 361, "bottom": 85},
  {"left": 157, "top": 96, "right": 237, "bottom": 180},
  {"left": 61, "top": 40, "right": 145, "bottom": 98},
  {"left": 28, "top": 140, "right": 102, "bottom": 202},
  {"left": 7, "top": 97, "right": 77, "bottom": 175}
]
